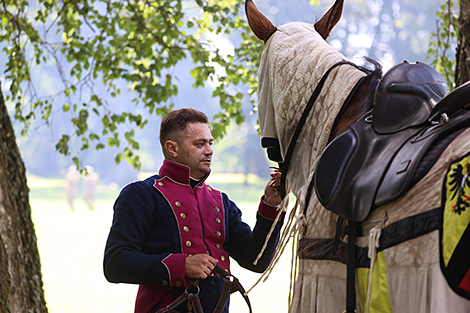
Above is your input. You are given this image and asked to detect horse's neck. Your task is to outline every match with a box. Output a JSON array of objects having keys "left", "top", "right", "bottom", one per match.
[{"left": 329, "top": 77, "right": 375, "bottom": 140}]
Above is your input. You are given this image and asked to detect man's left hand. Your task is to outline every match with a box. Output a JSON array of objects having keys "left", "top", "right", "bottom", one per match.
[{"left": 264, "top": 169, "right": 282, "bottom": 206}]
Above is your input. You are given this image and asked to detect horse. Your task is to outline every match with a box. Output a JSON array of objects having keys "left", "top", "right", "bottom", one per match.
[{"left": 245, "top": 0, "right": 470, "bottom": 312}]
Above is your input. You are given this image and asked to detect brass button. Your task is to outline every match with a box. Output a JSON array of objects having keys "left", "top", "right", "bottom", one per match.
[
  {"left": 175, "top": 281, "right": 182, "bottom": 287},
  {"left": 216, "top": 231, "right": 221, "bottom": 237},
  {"left": 221, "top": 256, "right": 226, "bottom": 262},
  {"left": 214, "top": 207, "right": 220, "bottom": 213},
  {"left": 162, "top": 280, "right": 168, "bottom": 286},
  {"left": 175, "top": 201, "right": 181, "bottom": 207},
  {"left": 208, "top": 187, "right": 212, "bottom": 192},
  {"left": 158, "top": 182, "right": 164, "bottom": 186},
  {"left": 216, "top": 244, "right": 221, "bottom": 249},
  {"left": 215, "top": 218, "right": 221, "bottom": 224},
  {"left": 186, "top": 240, "right": 192, "bottom": 247},
  {"left": 183, "top": 226, "right": 190, "bottom": 232},
  {"left": 180, "top": 213, "right": 186, "bottom": 219}
]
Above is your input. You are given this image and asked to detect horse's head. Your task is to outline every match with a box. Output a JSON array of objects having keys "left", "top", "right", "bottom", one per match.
[
  {"left": 245, "top": 0, "right": 368, "bottom": 201},
  {"left": 245, "top": 0, "right": 344, "bottom": 42}
]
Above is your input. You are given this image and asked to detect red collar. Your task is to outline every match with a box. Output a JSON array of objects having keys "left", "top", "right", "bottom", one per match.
[{"left": 159, "top": 159, "right": 209, "bottom": 186}]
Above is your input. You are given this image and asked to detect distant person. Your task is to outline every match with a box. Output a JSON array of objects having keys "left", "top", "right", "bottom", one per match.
[
  {"left": 64, "top": 165, "right": 80, "bottom": 210},
  {"left": 103, "top": 108, "right": 284, "bottom": 313},
  {"left": 83, "top": 165, "right": 98, "bottom": 211}
]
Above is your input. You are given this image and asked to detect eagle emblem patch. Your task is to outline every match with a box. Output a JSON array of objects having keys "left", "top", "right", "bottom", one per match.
[{"left": 440, "top": 152, "right": 470, "bottom": 299}]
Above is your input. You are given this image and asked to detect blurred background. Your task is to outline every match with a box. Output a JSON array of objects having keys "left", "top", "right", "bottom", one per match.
[
  {"left": 30, "top": 174, "right": 293, "bottom": 312},
  {"left": 4, "top": 0, "right": 456, "bottom": 311}
]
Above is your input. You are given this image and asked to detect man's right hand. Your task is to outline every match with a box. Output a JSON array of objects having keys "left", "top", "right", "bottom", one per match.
[{"left": 185, "top": 254, "right": 219, "bottom": 279}]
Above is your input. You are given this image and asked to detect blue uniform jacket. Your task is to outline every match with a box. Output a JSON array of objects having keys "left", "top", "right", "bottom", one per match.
[{"left": 104, "top": 160, "right": 284, "bottom": 312}]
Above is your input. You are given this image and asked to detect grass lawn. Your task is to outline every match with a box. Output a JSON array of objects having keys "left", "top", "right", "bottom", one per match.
[{"left": 30, "top": 176, "right": 292, "bottom": 312}]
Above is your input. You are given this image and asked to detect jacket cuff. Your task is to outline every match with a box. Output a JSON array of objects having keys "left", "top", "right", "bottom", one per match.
[
  {"left": 162, "top": 253, "right": 188, "bottom": 287},
  {"left": 258, "top": 196, "right": 284, "bottom": 220}
]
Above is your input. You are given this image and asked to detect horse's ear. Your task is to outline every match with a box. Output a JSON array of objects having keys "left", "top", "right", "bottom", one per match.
[
  {"left": 314, "top": 0, "right": 344, "bottom": 40},
  {"left": 245, "top": 0, "right": 277, "bottom": 43}
]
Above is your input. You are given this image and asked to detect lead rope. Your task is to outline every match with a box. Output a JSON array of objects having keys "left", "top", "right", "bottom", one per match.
[
  {"left": 245, "top": 198, "right": 301, "bottom": 295},
  {"left": 288, "top": 210, "right": 304, "bottom": 313},
  {"left": 252, "top": 195, "right": 290, "bottom": 266}
]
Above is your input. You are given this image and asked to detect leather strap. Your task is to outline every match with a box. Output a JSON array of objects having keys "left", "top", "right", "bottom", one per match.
[
  {"left": 213, "top": 278, "right": 232, "bottom": 313},
  {"left": 332, "top": 217, "right": 344, "bottom": 256},
  {"left": 156, "top": 279, "right": 204, "bottom": 313},
  {"left": 156, "top": 268, "right": 250, "bottom": 313},
  {"left": 213, "top": 265, "right": 252, "bottom": 313}
]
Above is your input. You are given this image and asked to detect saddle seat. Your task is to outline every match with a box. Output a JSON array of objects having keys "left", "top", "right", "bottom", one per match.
[{"left": 315, "top": 61, "right": 470, "bottom": 222}]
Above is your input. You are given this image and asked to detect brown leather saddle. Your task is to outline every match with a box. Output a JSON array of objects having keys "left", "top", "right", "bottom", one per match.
[{"left": 315, "top": 61, "right": 470, "bottom": 222}]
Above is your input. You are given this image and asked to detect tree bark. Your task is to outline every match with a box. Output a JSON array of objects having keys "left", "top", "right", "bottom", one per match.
[
  {"left": 455, "top": 0, "right": 470, "bottom": 86},
  {"left": 0, "top": 83, "right": 48, "bottom": 312}
]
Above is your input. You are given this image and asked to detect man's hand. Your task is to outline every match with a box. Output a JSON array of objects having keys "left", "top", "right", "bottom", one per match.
[
  {"left": 185, "top": 254, "right": 219, "bottom": 279},
  {"left": 264, "top": 169, "right": 282, "bottom": 206}
]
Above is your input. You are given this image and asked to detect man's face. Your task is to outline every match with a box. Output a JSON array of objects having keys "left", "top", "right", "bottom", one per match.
[{"left": 173, "top": 122, "right": 214, "bottom": 179}]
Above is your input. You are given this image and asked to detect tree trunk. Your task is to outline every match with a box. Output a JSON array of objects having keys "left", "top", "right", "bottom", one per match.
[
  {"left": 455, "top": 0, "right": 470, "bottom": 86},
  {"left": 0, "top": 83, "right": 48, "bottom": 312}
]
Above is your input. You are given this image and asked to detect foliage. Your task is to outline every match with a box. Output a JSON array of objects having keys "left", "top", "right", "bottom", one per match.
[
  {"left": 427, "top": 0, "right": 460, "bottom": 89},
  {"left": 2, "top": 0, "right": 459, "bottom": 175},
  {"left": 0, "top": 0, "right": 263, "bottom": 170}
]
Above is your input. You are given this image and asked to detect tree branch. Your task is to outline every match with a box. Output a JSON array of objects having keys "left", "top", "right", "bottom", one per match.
[{"left": 126, "top": 0, "right": 171, "bottom": 50}]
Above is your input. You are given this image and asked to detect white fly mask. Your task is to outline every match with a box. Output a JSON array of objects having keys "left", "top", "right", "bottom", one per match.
[{"left": 257, "top": 22, "right": 367, "bottom": 202}]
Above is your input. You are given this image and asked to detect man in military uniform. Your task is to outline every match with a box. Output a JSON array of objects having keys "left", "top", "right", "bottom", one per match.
[{"left": 104, "top": 108, "right": 283, "bottom": 313}]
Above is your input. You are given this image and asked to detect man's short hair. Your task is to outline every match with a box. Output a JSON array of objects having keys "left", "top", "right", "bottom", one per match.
[{"left": 159, "top": 108, "right": 209, "bottom": 149}]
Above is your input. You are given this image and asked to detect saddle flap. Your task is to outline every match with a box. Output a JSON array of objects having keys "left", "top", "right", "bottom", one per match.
[
  {"left": 315, "top": 117, "right": 418, "bottom": 222},
  {"left": 315, "top": 129, "right": 358, "bottom": 207}
]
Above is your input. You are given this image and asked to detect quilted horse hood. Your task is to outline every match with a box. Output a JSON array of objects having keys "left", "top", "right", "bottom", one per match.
[{"left": 257, "top": 22, "right": 367, "bottom": 201}]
